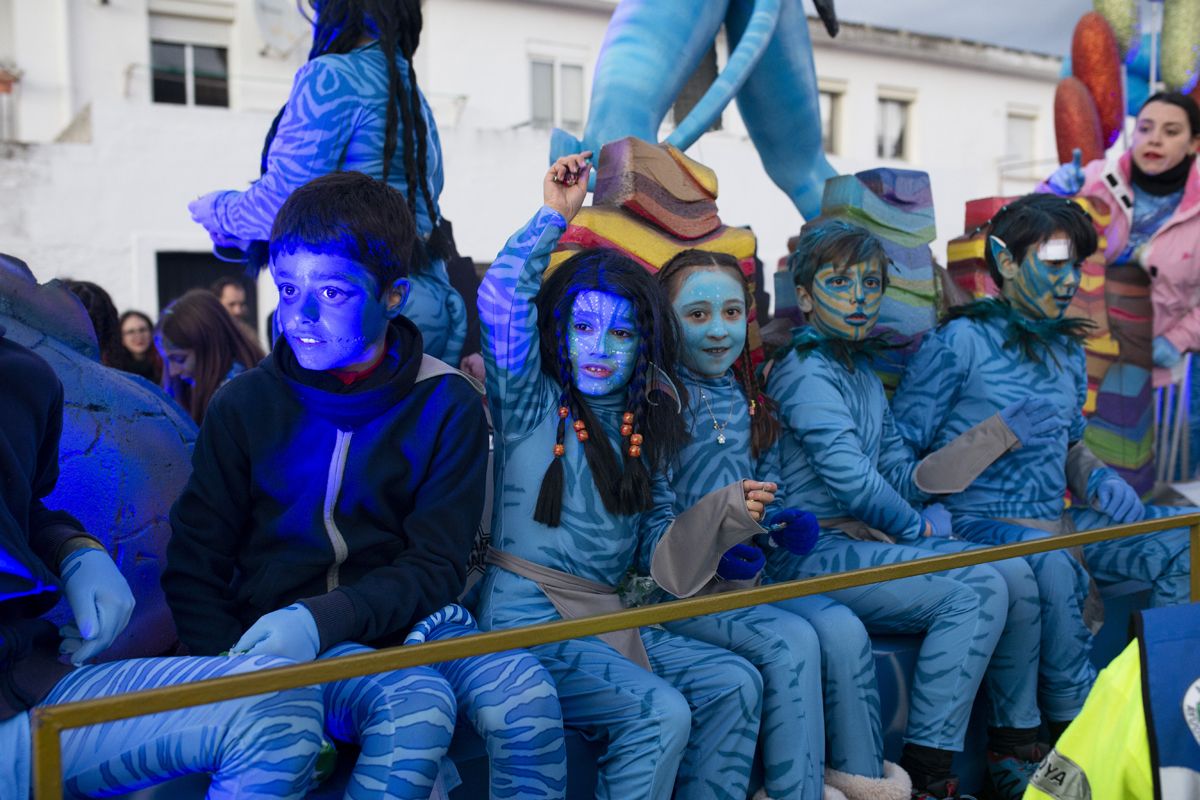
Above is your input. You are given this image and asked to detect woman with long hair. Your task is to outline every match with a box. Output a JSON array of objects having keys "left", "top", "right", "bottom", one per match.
[
  {"left": 118, "top": 310, "right": 164, "bottom": 384},
  {"left": 62, "top": 279, "right": 123, "bottom": 368},
  {"left": 156, "top": 289, "right": 265, "bottom": 423},
  {"left": 187, "top": 0, "right": 467, "bottom": 367}
]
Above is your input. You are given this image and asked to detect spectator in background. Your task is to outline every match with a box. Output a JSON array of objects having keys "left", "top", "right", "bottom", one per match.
[
  {"left": 61, "top": 279, "right": 122, "bottom": 367},
  {"left": 117, "top": 310, "right": 164, "bottom": 384},
  {"left": 210, "top": 275, "right": 251, "bottom": 324},
  {"left": 156, "top": 289, "right": 265, "bottom": 423}
]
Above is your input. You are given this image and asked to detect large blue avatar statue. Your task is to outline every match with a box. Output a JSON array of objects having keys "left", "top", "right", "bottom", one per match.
[{"left": 551, "top": 0, "right": 839, "bottom": 220}]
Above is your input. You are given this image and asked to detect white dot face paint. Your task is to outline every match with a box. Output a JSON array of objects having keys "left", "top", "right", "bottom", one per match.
[
  {"left": 567, "top": 290, "right": 641, "bottom": 397},
  {"left": 1002, "top": 233, "right": 1081, "bottom": 320},
  {"left": 671, "top": 269, "right": 747, "bottom": 378},
  {"left": 808, "top": 261, "right": 884, "bottom": 342}
]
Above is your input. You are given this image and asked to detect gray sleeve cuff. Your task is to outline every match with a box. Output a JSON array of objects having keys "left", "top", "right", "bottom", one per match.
[
  {"left": 1066, "top": 441, "right": 1107, "bottom": 500},
  {"left": 914, "top": 413, "right": 1020, "bottom": 494}
]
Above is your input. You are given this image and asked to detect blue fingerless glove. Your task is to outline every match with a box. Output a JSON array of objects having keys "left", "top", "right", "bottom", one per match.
[
  {"left": 999, "top": 396, "right": 1060, "bottom": 448},
  {"left": 232, "top": 604, "right": 321, "bottom": 663},
  {"left": 1153, "top": 336, "right": 1183, "bottom": 368},
  {"left": 60, "top": 547, "right": 136, "bottom": 665},
  {"left": 717, "top": 542, "right": 766, "bottom": 581},
  {"left": 921, "top": 503, "right": 953, "bottom": 538},
  {"left": 765, "top": 508, "right": 819, "bottom": 555},
  {"left": 1045, "top": 148, "right": 1085, "bottom": 196}
]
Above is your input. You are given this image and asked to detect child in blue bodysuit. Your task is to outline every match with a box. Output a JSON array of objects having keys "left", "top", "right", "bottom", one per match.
[
  {"left": 892, "top": 193, "right": 1193, "bottom": 744},
  {"left": 188, "top": 1, "right": 466, "bottom": 366},
  {"left": 764, "top": 219, "right": 1069, "bottom": 800},
  {"left": 477, "top": 154, "right": 768, "bottom": 800},
  {"left": 167, "top": 172, "right": 566, "bottom": 800},
  {"left": 653, "top": 248, "right": 911, "bottom": 800}
]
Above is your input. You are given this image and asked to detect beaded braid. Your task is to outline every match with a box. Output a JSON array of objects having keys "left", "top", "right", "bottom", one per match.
[
  {"left": 617, "top": 331, "right": 654, "bottom": 512},
  {"left": 733, "top": 347, "right": 781, "bottom": 458}
]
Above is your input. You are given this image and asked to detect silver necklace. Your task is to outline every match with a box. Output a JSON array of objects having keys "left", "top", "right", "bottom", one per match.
[{"left": 698, "top": 380, "right": 735, "bottom": 445}]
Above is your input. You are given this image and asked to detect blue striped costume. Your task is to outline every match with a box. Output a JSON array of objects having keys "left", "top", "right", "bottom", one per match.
[
  {"left": 477, "top": 208, "right": 764, "bottom": 800},
  {"left": 210, "top": 41, "right": 465, "bottom": 363},
  {"left": 660, "top": 366, "right": 875, "bottom": 798},
  {"left": 0, "top": 654, "right": 324, "bottom": 800},
  {"left": 892, "top": 307, "right": 1193, "bottom": 720},
  {"left": 765, "top": 337, "right": 1010, "bottom": 760}
]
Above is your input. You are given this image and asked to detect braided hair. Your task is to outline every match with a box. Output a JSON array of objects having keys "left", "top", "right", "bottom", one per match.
[
  {"left": 532, "top": 248, "right": 689, "bottom": 527},
  {"left": 657, "top": 249, "right": 781, "bottom": 458},
  {"left": 262, "top": 1, "right": 448, "bottom": 268}
]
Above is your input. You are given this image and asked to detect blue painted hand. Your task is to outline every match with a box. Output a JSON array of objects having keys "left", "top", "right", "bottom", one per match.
[
  {"left": 717, "top": 542, "right": 766, "bottom": 581},
  {"left": 765, "top": 508, "right": 820, "bottom": 555},
  {"left": 233, "top": 604, "right": 321, "bottom": 663},
  {"left": 60, "top": 548, "right": 136, "bottom": 665},
  {"left": 999, "top": 396, "right": 1061, "bottom": 449}
]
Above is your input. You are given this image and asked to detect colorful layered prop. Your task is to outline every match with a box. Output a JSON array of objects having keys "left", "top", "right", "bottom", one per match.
[
  {"left": 0, "top": 257, "right": 197, "bottom": 660},
  {"left": 551, "top": 136, "right": 762, "bottom": 355},
  {"left": 818, "top": 168, "right": 939, "bottom": 394},
  {"left": 946, "top": 194, "right": 1155, "bottom": 495}
]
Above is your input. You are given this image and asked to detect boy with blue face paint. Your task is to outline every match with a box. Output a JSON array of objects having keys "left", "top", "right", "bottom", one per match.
[
  {"left": 478, "top": 154, "right": 772, "bottom": 800},
  {"left": 767, "top": 219, "right": 1065, "bottom": 800},
  {"left": 653, "top": 248, "right": 910, "bottom": 800},
  {"left": 166, "top": 172, "right": 567, "bottom": 800},
  {"left": 892, "top": 193, "right": 1194, "bottom": 754}
]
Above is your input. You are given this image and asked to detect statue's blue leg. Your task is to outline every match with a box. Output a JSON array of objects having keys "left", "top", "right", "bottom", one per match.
[
  {"left": 725, "top": 0, "right": 838, "bottom": 219},
  {"left": 552, "top": 0, "right": 729, "bottom": 163}
]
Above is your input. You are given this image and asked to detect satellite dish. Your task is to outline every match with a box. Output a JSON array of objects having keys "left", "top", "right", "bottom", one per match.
[{"left": 254, "top": 0, "right": 311, "bottom": 57}]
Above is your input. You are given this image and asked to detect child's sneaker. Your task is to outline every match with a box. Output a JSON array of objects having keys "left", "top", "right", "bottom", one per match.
[
  {"left": 986, "top": 742, "right": 1048, "bottom": 800},
  {"left": 911, "top": 776, "right": 978, "bottom": 799}
]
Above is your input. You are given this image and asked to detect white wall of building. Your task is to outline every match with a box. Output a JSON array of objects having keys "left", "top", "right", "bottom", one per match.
[{"left": 0, "top": 0, "right": 1064, "bottom": 332}]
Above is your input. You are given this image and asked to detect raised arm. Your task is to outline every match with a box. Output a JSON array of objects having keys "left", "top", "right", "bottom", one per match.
[{"left": 478, "top": 153, "right": 592, "bottom": 438}]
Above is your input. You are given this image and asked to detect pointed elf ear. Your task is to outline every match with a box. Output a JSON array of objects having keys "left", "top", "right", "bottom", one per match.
[
  {"left": 989, "top": 236, "right": 1019, "bottom": 281},
  {"left": 794, "top": 284, "right": 815, "bottom": 313},
  {"left": 649, "top": 362, "right": 683, "bottom": 413}
]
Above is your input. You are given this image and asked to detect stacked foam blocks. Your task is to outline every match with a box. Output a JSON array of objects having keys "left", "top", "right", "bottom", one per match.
[
  {"left": 551, "top": 136, "right": 762, "bottom": 358},
  {"left": 946, "top": 195, "right": 1156, "bottom": 496}
]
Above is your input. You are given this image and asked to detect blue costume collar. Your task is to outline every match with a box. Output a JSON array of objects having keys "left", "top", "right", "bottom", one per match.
[
  {"left": 776, "top": 325, "right": 898, "bottom": 373},
  {"left": 943, "top": 297, "right": 1093, "bottom": 364}
]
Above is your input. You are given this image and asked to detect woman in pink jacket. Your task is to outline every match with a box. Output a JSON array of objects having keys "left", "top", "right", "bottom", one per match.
[{"left": 1044, "top": 91, "right": 1200, "bottom": 467}]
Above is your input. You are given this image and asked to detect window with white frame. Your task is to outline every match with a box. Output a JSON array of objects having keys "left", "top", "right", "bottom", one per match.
[
  {"left": 151, "top": 40, "right": 228, "bottom": 107},
  {"left": 877, "top": 96, "right": 911, "bottom": 160},
  {"left": 819, "top": 89, "right": 842, "bottom": 155},
  {"left": 1005, "top": 111, "right": 1036, "bottom": 164},
  {"left": 530, "top": 58, "right": 585, "bottom": 133}
]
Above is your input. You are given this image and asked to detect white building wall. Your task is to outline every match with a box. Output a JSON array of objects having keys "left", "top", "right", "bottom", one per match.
[{"left": 0, "top": 0, "right": 1064, "bottom": 332}]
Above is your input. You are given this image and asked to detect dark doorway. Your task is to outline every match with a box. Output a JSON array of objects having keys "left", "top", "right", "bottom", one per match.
[{"left": 156, "top": 250, "right": 259, "bottom": 325}]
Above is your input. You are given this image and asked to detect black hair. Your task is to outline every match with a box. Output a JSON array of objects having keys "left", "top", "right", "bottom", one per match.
[
  {"left": 210, "top": 274, "right": 248, "bottom": 297},
  {"left": 983, "top": 194, "right": 1098, "bottom": 288},
  {"left": 262, "top": 0, "right": 447, "bottom": 269},
  {"left": 657, "top": 249, "right": 781, "bottom": 458},
  {"left": 786, "top": 219, "right": 890, "bottom": 292},
  {"left": 269, "top": 171, "right": 416, "bottom": 296},
  {"left": 61, "top": 279, "right": 123, "bottom": 367},
  {"left": 532, "top": 248, "right": 689, "bottom": 527},
  {"left": 1139, "top": 91, "right": 1200, "bottom": 137}
]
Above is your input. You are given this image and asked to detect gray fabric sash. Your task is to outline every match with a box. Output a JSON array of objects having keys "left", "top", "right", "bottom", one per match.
[
  {"left": 485, "top": 548, "right": 651, "bottom": 670},
  {"left": 819, "top": 516, "right": 894, "bottom": 543}
]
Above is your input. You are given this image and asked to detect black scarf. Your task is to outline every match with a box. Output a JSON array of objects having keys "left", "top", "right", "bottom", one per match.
[{"left": 1131, "top": 154, "right": 1195, "bottom": 197}]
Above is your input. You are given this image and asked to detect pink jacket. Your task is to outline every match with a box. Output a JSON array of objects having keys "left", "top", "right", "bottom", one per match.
[{"left": 1077, "top": 151, "right": 1200, "bottom": 385}]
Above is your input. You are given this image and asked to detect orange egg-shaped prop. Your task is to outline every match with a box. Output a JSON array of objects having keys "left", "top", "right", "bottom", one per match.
[
  {"left": 1055, "top": 77, "right": 1106, "bottom": 165},
  {"left": 1072, "top": 12, "right": 1125, "bottom": 147}
]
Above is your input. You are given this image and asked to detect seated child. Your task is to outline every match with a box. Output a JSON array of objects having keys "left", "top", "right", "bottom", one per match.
[
  {"left": 476, "top": 153, "right": 766, "bottom": 800},
  {"left": 1, "top": 328, "right": 324, "bottom": 800},
  {"left": 892, "top": 192, "right": 1193, "bottom": 741},
  {"left": 764, "top": 218, "right": 1050, "bottom": 800},
  {"left": 653, "top": 248, "right": 908, "bottom": 800},
  {"left": 164, "top": 171, "right": 566, "bottom": 800}
]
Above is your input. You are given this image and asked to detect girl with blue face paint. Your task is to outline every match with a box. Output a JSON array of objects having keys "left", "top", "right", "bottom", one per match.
[
  {"left": 654, "top": 249, "right": 900, "bottom": 800},
  {"left": 477, "top": 155, "right": 773, "bottom": 800}
]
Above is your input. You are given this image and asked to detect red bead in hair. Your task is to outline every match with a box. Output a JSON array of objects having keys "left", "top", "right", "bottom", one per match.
[
  {"left": 553, "top": 444, "right": 565, "bottom": 457},
  {"left": 558, "top": 406, "right": 569, "bottom": 418},
  {"left": 630, "top": 433, "right": 644, "bottom": 445},
  {"left": 627, "top": 444, "right": 642, "bottom": 457},
  {"left": 622, "top": 412, "right": 634, "bottom": 424},
  {"left": 573, "top": 419, "right": 586, "bottom": 432},
  {"left": 620, "top": 424, "right": 634, "bottom": 437},
  {"left": 576, "top": 429, "right": 589, "bottom": 442}
]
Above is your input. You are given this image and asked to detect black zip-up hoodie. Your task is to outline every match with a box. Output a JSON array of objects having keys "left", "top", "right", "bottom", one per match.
[
  {"left": 164, "top": 317, "right": 488, "bottom": 655},
  {"left": 0, "top": 329, "right": 98, "bottom": 719}
]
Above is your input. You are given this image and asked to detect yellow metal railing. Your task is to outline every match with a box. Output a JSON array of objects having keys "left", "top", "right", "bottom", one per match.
[{"left": 32, "top": 514, "right": 1200, "bottom": 798}]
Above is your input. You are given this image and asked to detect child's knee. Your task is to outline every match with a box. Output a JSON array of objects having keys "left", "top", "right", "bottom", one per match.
[{"left": 648, "top": 686, "right": 692, "bottom": 756}]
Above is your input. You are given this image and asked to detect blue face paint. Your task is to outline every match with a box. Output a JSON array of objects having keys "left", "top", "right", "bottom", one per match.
[
  {"left": 670, "top": 269, "right": 747, "bottom": 378},
  {"left": 1000, "top": 235, "right": 1081, "bottom": 321},
  {"left": 807, "top": 261, "right": 884, "bottom": 342},
  {"left": 567, "top": 290, "right": 640, "bottom": 397},
  {"left": 271, "top": 249, "right": 401, "bottom": 372}
]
